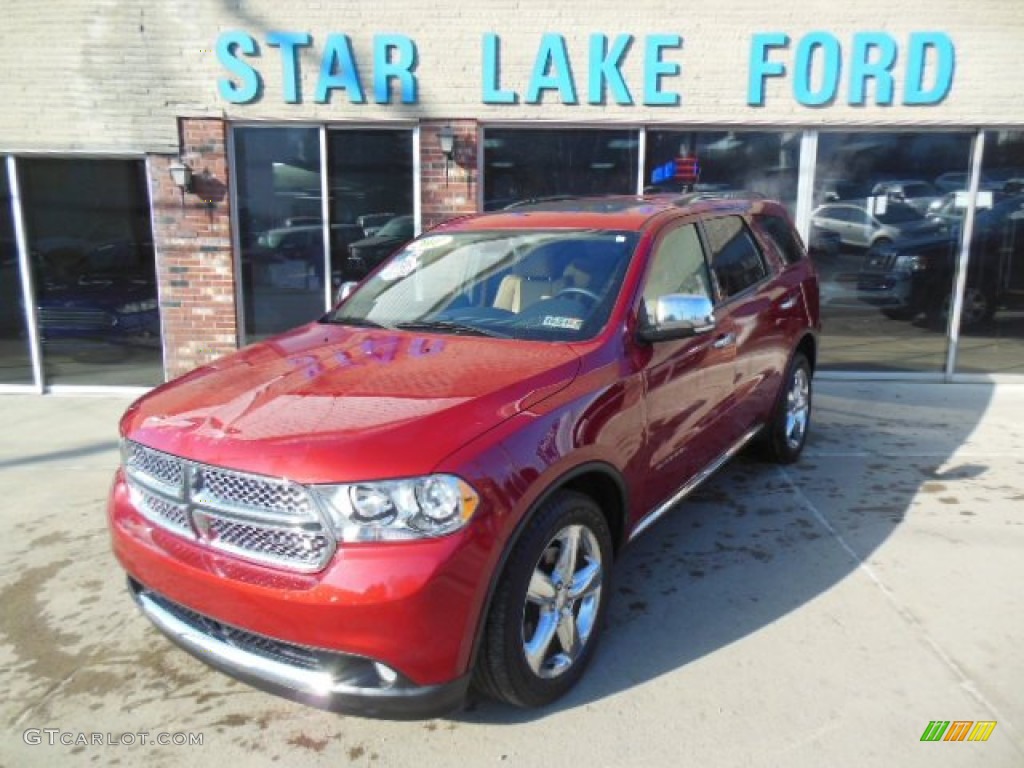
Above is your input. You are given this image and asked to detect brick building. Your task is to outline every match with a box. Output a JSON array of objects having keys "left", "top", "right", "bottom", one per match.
[{"left": 2, "top": 1, "right": 1024, "bottom": 391}]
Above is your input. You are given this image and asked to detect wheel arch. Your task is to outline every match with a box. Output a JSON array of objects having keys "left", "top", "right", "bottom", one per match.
[
  {"left": 466, "top": 461, "right": 629, "bottom": 681},
  {"left": 795, "top": 331, "right": 818, "bottom": 375}
]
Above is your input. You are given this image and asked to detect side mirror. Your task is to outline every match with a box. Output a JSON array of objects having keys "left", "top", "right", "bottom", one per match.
[
  {"left": 334, "top": 281, "right": 358, "bottom": 305},
  {"left": 637, "top": 294, "right": 716, "bottom": 343}
]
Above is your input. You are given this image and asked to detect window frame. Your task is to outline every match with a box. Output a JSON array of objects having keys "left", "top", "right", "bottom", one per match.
[{"left": 698, "top": 214, "right": 773, "bottom": 303}]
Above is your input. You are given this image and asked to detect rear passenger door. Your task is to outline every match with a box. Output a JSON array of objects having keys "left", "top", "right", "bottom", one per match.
[{"left": 699, "top": 214, "right": 783, "bottom": 441}]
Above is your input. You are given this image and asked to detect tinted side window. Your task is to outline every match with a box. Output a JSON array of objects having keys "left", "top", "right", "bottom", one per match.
[
  {"left": 640, "top": 223, "right": 712, "bottom": 325},
  {"left": 756, "top": 214, "right": 804, "bottom": 265},
  {"left": 702, "top": 216, "right": 768, "bottom": 299}
]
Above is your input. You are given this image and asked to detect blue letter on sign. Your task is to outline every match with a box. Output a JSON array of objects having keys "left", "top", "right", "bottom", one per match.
[
  {"left": 374, "top": 35, "right": 418, "bottom": 104},
  {"left": 266, "top": 31, "right": 312, "bottom": 103},
  {"left": 794, "top": 31, "right": 841, "bottom": 107},
  {"left": 315, "top": 34, "right": 365, "bottom": 104},
  {"left": 849, "top": 32, "right": 897, "bottom": 106},
  {"left": 588, "top": 34, "right": 633, "bottom": 105},
  {"left": 482, "top": 34, "right": 517, "bottom": 104},
  {"left": 904, "top": 32, "right": 955, "bottom": 105},
  {"left": 217, "top": 31, "right": 260, "bottom": 104},
  {"left": 747, "top": 33, "right": 789, "bottom": 106},
  {"left": 644, "top": 34, "right": 682, "bottom": 106},
  {"left": 526, "top": 34, "right": 578, "bottom": 104}
]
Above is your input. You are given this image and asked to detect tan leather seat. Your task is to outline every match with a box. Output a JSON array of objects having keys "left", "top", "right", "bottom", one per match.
[{"left": 493, "top": 249, "right": 564, "bottom": 313}]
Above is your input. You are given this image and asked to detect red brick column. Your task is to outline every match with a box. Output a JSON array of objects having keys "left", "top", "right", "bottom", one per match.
[
  {"left": 150, "top": 118, "right": 237, "bottom": 380},
  {"left": 421, "top": 120, "right": 480, "bottom": 230}
]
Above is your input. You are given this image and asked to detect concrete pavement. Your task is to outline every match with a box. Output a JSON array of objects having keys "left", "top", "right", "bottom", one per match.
[{"left": 1, "top": 381, "right": 1022, "bottom": 767}]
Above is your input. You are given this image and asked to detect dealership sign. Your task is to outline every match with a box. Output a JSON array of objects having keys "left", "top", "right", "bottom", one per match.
[{"left": 217, "top": 30, "right": 956, "bottom": 108}]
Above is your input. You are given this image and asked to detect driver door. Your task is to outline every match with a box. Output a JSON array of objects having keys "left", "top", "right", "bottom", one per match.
[{"left": 637, "top": 221, "right": 738, "bottom": 513}]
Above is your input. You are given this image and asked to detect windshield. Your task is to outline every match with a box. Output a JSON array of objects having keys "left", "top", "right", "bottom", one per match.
[
  {"left": 326, "top": 229, "right": 639, "bottom": 342},
  {"left": 377, "top": 216, "right": 414, "bottom": 238}
]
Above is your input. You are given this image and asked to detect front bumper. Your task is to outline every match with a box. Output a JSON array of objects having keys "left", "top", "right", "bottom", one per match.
[
  {"left": 109, "top": 471, "right": 497, "bottom": 718},
  {"left": 129, "top": 579, "right": 469, "bottom": 718},
  {"left": 856, "top": 270, "right": 928, "bottom": 310}
]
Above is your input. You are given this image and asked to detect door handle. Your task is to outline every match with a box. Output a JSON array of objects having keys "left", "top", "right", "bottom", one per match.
[{"left": 712, "top": 332, "right": 736, "bottom": 349}]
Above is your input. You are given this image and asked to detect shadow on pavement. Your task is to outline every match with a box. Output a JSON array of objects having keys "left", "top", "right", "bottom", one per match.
[{"left": 458, "top": 381, "right": 996, "bottom": 723}]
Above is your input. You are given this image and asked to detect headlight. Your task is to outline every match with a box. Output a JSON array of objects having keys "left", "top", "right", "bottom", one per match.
[
  {"left": 311, "top": 474, "right": 480, "bottom": 542},
  {"left": 117, "top": 299, "right": 158, "bottom": 313},
  {"left": 894, "top": 254, "right": 928, "bottom": 272}
]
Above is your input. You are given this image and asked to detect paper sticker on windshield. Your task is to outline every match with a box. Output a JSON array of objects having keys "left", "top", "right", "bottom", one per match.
[
  {"left": 542, "top": 316, "right": 583, "bottom": 330},
  {"left": 380, "top": 254, "right": 419, "bottom": 281},
  {"left": 405, "top": 235, "right": 452, "bottom": 254}
]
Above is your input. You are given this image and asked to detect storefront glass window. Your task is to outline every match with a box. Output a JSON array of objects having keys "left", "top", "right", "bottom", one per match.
[
  {"left": 645, "top": 130, "right": 802, "bottom": 213},
  {"left": 327, "top": 129, "right": 414, "bottom": 281},
  {"left": 235, "top": 126, "right": 326, "bottom": 341},
  {"left": 483, "top": 128, "right": 639, "bottom": 210},
  {"left": 19, "top": 158, "right": 161, "bottom": 387},
  {"left": 954, "top": 131, "right": 1024, "bottom": 374},
  {"left": 0, "top": 161, "right": 34, "bottom": 385},
  {"left": 812, "top": 131, "right": 974, "bottom": 372}
]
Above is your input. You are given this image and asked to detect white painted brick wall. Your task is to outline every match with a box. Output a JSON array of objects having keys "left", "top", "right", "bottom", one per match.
[{"left": 1, "top": 0, "right": 1022, "bottom": 152}]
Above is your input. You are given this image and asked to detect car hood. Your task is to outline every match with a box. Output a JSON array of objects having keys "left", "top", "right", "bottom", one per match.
[
  {"left": 121, "top": 322, "right": 581, "bottom": 483},
  {"left": 350, "top": 234, "right": 404, "bottom": 250},
  {"left": 892, "top": 218, "right": 944, "bottom": 236}
]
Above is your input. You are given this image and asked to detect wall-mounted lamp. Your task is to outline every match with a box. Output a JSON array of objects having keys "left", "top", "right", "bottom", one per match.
[
  {"left": 168, "top": 160, "right": 194, "bottom": 207},
  {"left": 168, "top": 160, "right": 194, "bottom": 193},
  {"left": 438, "top": 126, "right": 456, "bottom": 186},
  {"left": 438, "top": 126, "right": 456, "bottom": 159}
]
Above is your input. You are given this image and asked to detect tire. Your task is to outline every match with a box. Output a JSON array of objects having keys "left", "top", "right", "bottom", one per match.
[
  {"left": 474, "top": 490, "right": 613, "bottom": 708},
  {"left": 927, "top": 285, "right": 996, "bottom": 330},
  {"left": 759, "top": 351, "right": 812, "bottom": 464}
]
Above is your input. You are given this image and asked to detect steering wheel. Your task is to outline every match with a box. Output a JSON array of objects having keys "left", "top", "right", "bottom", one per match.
[{"left": 555, "top": 287, "right": 600, "bottom": 304}]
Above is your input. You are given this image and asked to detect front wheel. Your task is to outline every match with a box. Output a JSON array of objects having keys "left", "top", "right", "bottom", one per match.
[
  {"left": 474, "top": 491, "right": 613, "bottom": 708},
  {"left": 759, "top": 351, "right": 812, "bottom": 464}
]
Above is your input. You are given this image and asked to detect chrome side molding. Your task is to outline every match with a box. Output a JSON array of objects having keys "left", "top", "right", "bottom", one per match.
[{"left": 628, "top": 424, "right": 763, "bottom": 542}]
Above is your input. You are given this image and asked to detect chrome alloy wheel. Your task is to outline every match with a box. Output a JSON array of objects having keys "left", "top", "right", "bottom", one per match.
[
  {"left": 522, "top": 524, "right": 604, "bottom": 679},
  {"left": 785, "top": 366, "right": 811, "bottom": 452}
]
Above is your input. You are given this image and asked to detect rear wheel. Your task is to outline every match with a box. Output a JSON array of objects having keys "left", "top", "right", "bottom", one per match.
[
  {"left": 474, "top": 491, "right": 612, "bottom": 708},
  {"left": 759, "top": 351, "right": 812, "bottom": 464}
]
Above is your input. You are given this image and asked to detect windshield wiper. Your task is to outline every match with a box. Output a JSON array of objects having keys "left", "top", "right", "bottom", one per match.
[
  {"left": 395, "top": 320, "right": 501, "bottom": 337},
  {"left": 323, "top": 315, "right": 389, "bottom": 329}
]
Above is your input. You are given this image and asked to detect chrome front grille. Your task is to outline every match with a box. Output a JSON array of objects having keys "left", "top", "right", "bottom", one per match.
[
  {"left": 124, "top": 440, "right": 184, "bottom": 494},
  {"left": 130, "top": 485, "right": 191, "bottom": 536},
  {"left": 195, "top": 512, "right": 332, "bottom": 570},
  {"left": 195, "top": 466, "right": 314, "bottom": 518},
  {"left": 122, "top": 440, "right": 335, "bottom": 572},
  {"left": 38, "top": 307, "right": 115, "bottom": 330}
]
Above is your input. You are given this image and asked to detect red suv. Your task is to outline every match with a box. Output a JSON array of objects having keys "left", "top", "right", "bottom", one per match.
[{"left": 109, "top": 195, "right": 820, "bottom": 718}]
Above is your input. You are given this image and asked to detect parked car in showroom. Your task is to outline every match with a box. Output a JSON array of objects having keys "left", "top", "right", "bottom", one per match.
[
  {"left": 357, "top": 212, "right": 397, "bottom": 238},
  {"left": 870, "top": 179, "right": 943, "bottom": 215},
  {"left": 858, "top": 193, "right": 1024, "bottom": 327},
  {"left": 344, "top": 214, "right": 415, "bottom": 277},
  {"left": 250, "top": 223, "right": 364, "bottom": 287},
  {"left": 34, "top": 240, "right": 159, "bottom": 341},
  {"left": 108, "top": 194, "right": 820, "bottom": 718},
  {"left": 811, "top": 201, "right": 944, "bottom": 250}
]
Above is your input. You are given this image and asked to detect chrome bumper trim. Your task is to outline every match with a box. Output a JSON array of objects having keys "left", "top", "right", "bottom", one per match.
[{"left": 130, "top": 583, "right": 469, "bottom": 718}]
